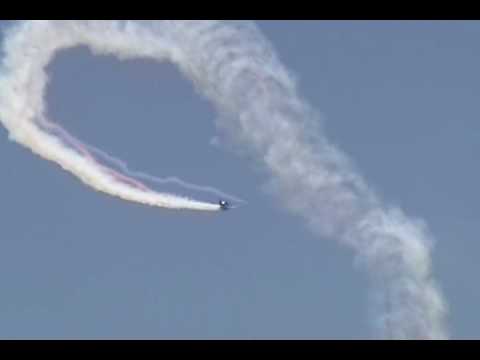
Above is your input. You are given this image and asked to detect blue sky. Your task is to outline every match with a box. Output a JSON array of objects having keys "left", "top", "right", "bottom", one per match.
[{"left": 0, "top": 20, "right": 478, "bottom": 339}]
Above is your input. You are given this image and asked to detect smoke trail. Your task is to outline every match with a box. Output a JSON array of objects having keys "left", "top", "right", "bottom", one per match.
[
  {"left": 42, "top": 111, "right": 246, "bottom": 202},
  {"left": 84, "top": 141, "right": 247, "bottom": 204},
  {"left": 37, "top": 114, "right": 153, "bottom": 192},
  {"left": 0, "top": 20, "right": 448, "bottom": 338},
  {"left": 0, "top": 20, "right": 220, "bottom": 211}
]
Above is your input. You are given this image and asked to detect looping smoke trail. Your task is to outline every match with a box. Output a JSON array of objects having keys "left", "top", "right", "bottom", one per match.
[{"left": 0, "top": 20, "right": 448, "bottom": 338}]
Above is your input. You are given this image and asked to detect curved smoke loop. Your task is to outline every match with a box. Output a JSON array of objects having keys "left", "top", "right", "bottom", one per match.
[{"left": 0, "top": 20, "right": 448, "bottom": 339}]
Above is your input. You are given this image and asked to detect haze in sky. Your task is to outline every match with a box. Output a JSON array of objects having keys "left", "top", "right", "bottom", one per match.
[{"left": 0, "top": 20, "right": 478, "bottom": 339}]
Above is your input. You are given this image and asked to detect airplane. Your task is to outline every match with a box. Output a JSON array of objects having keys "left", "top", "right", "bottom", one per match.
[{"left": 219, "top": 199, "right": 231, "bottom": 210}]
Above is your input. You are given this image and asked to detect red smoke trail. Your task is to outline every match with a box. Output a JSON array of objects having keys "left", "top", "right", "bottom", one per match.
[{"left": 37, "top": 117, "right": 152, "bottom": 192}]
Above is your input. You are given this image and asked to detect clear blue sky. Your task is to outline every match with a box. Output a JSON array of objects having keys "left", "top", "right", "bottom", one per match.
[{"left": 0, "top": 20, "right": 478, "bottom": 339}]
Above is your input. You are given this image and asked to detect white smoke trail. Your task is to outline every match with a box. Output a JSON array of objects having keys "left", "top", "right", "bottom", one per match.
[
  {"left": 0, "top": 20, "right": 220, "bottom": 211},
  {"left": 0, "top": 20, "right": 448, "bottom": 338}
]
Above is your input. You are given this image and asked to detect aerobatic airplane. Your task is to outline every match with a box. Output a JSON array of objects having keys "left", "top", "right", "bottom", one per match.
[{"left": 219, "top": 200, "right": 231, "bottom": 210}]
